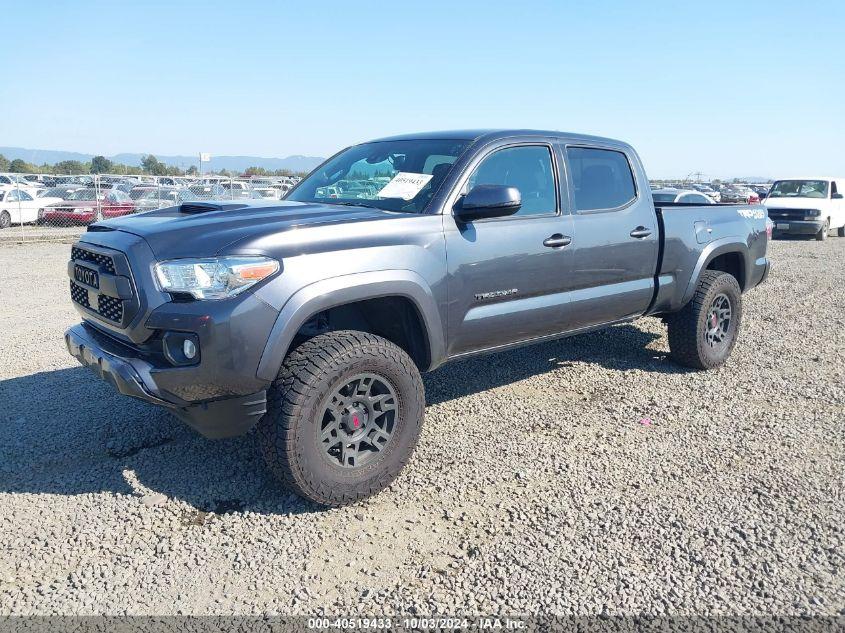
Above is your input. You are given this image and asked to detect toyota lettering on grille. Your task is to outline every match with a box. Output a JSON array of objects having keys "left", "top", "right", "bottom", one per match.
[{"left": 74, "top": 265, "right": 99, "bottom": 289}]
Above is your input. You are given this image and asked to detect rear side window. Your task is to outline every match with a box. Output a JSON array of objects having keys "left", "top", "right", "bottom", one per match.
[
  {"left": 467, "top": 145, "right": 557, "bottom": 216},
  {"left": 566, "top": 147, "right": 637, "bottom": 211}
]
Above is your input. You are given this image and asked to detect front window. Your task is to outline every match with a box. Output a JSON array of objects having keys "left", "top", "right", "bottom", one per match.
[
  {"left": 466, "top": 145, "right": 557, "bottom": 216},
  {"left": 768, "top": 180, "right": 829, "bottom": 199},
  {"left": 287, "top": 139, "right": 470, "bottom": 213}
]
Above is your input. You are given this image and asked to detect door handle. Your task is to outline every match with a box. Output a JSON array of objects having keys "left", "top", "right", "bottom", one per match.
[
  {"left": 629, "top": 226, "right": 652, "bottom": 239},
  {"left": 543, "top": 234, "right": 572, "bottom": 248}
]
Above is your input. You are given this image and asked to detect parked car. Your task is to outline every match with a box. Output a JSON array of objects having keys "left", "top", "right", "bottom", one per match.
[
  {"left": 129, "top": 186, "right": 161, "bottom": 201},
  {"left": 0, "top": 174, "right": 39, "bottom": 191},
  {"left": 652, "top": 188, "right": 715, "bottom": 204},
  {"left": 253, "top": 187, "right": 282, "bottom": 200},
  {"left": 0, "top": 186, "right": 61, "bottom": 228},
  {"left": 219, "top": 181, "right": 255, "bottom": 198},
  {"left": 110, "top": 179, "right": 140, "bottom": 194},
  {"left": 188, "top": 184, "right": 228, "bottom": 200},
  {"left": 65, "top": 129, "right": 770, "bottom": 506},
  {"left": 41, "top": 189, "right": 134, "bottom": 225},
  {"left": 271, "top": 183, "right": 292, "bottom": 196},
  {"left": 750, "top": 185, "right": 770, "bottom": 200},
  {"left": 720, "top": 186, "right": 759, "bottom": 204},
  {"left": 736, "top": 186, "right": 760, "bottom": 204},
  {"left": 688, "top": 183, "right": 722, "bottom": 202},
  {"left": 764, "top": 177, "right": 845, "bottom": 240},
  {"left": 133, "top": 187, "right": 197, "bottom": 212},
  {"left": 37, "top": 186, "right": 85, "bottom": 200}
]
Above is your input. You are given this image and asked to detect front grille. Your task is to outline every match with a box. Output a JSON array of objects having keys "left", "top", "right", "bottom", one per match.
[
  {"left": 71, "top": 246, "right": 115, "bottom": 274},
  {"left": 69, "top": 280, "right": 90, "bottom": 308},
  {"left": 97, "top": 294, "right": 124, "bottom": 322},
  {"left": 69, "top": 242, "right": 139, "bottom": 327},
  {"left": 70, "top": 280, "right": 124, "bottom": 323},
  {"left": 767, "top": 208, "right": 815, "bottom": 221}
]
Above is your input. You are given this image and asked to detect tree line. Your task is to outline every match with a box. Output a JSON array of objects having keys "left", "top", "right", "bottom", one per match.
[{"left": 0, "top": 153, "right": 308, "bottom": 178}]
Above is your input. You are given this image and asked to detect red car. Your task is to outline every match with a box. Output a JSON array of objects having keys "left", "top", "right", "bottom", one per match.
[{"left": 41, "top": 189, "right": 135, "bottom": 225}]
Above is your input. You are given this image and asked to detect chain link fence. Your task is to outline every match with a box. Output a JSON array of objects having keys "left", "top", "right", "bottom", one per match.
[{"left": 0, "top": 173, "right": 301, "bottom": 242}]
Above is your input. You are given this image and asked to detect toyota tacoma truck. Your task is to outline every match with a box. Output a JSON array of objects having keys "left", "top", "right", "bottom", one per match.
[{"left": 65, "top": 130, "right": 770, "bottom": 506}]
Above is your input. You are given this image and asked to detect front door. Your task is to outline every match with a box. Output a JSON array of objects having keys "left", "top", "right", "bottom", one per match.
[{"left": 444, "top": 142, "right": 574, "bottom": 357}]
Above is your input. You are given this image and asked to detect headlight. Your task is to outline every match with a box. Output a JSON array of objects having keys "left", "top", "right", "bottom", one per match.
[
  {"left": 154, "top": 256, "right": 279, "bottom": 300},
  {"left": 805, "top": 209, "right": 821, "bottom": 217}
]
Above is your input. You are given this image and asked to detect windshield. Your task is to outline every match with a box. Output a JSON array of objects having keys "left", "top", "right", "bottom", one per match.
[
  {"left": 768, "top": 180, "right": 829, "bottom": 199},
  {"left": 287, "top": 139, "right": 471, "bottom": 212},
  {"left": 67, "top": 189, "right": 98, "bottom": 201}
]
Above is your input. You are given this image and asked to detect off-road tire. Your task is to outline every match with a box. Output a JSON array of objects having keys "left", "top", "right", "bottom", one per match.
[
  {"left": 816, "top": 220, "right": 829, "bottom": 241},
  {"left": 258, "top": 330, "right": 425, "bottom": 506},
  {"left": 0, "top": 211, "right": 10, "bottom": 229},
  {"left": 666, "top": 271, "right": 742, "bottom": 370}
]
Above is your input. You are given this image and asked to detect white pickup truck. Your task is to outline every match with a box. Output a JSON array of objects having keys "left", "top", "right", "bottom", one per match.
[{"left": 764, "top": 177, "right": 845, "bottom": 240}]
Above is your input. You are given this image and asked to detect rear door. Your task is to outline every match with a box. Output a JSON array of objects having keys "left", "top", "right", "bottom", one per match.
[
  {"left": 443, "top": 141, "right": 574, "bottom": 356},
  {"left": 560, "top": 144, "right": 659, "bottom": 329}
]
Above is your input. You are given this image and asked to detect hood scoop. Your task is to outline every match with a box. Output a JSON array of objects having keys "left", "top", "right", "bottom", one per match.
[{"left": 179, "top": 202, "right": 250, "bottom": 214}]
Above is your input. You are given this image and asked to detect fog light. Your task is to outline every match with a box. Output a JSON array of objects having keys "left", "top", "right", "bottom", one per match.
[{"left": 162, "top": 331, "right": 200, "bottom": 366}]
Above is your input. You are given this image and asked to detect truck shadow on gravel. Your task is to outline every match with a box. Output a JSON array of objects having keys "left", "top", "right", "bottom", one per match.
[
  {"left": 0, "top": 322, "right": 683, "bottom": 514},
  {"left": 425, "top": 322, "right": 688, "bottom": 404}
]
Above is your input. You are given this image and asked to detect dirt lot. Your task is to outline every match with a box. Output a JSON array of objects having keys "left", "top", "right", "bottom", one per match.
[{"left": 0, "top": 238, "right": 843, "bottom": 616}]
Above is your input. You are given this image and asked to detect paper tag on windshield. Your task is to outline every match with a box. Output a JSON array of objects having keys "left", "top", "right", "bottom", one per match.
[{"left": 377, "top": 172, "right": 433, "bottom": 200}]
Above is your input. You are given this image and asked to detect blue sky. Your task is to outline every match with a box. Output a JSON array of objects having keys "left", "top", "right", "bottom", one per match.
[{"left": 2, "top": 0, "right": 843, "bottom": 178}]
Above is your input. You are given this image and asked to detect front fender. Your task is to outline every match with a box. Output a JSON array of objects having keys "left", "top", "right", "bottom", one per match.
[{"left": 255, "top": 269, "right": 445, "bottom": 382}]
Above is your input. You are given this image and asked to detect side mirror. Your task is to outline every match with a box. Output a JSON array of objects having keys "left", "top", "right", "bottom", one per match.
[
  {"left": 832, "top": 193, "right": 843, "bottom": 199},
  {"left": 455, "top": 184, "right": 521, "bottom": 221}
]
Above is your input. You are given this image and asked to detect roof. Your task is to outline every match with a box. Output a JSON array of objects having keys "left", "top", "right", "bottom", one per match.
[{"left": 366, "top": 129, "right": 630, "bottom": 147}]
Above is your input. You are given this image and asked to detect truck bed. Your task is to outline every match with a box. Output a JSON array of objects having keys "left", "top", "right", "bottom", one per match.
[{"left": 649, "top": 202, "right": 769, "bottom": 315}]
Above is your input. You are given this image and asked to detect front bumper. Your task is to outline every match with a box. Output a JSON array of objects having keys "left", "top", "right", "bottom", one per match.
[
  {"left": 65, "top": 322, "right": 267, "bottom": 438},
  {"left": 771, "top": 219, "right": 824, "bottom": 236}
]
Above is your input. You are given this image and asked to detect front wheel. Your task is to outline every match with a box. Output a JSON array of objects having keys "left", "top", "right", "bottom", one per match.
[
  {"left": 816, "top": 220, "right": 829, "bottom": 241},
  {"left": 258, "top": 330, "right": 425, "bottom": 506},
  {"left": 666, "top": 271, "right": 742, "bottom": 370},
  {"left": 0, "top": 211, "right": 10, "bottom": 229}
]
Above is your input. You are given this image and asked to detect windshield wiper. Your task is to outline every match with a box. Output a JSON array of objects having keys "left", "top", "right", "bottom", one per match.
[{"left": 322, "top": 200, "right": 375, "bottom": 207}]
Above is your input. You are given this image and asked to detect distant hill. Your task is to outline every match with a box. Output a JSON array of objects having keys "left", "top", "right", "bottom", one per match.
[{"left": 0, "top": 146, "right": 324, "bottom": 173}]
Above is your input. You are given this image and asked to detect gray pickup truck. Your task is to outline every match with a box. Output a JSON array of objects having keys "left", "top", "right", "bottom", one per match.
[{"left": 65, "top": 130, "right": 770, "bottom": 505}]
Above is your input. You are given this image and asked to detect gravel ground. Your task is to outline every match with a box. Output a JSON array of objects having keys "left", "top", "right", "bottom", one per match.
[
  {"left": 0, "top": 238, "right": 842, "bottom": 617},
  {"left": 0, "top": 226, "right": 84, "bottom": 244}
]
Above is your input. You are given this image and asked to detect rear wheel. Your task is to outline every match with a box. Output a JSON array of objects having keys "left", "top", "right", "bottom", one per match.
[
  {"left": 837, "top": 224, "right": 845, "bottom": 238},
  {"left": 0, "top": 211, "right": 10, "bottom": 229},
  {"left": 816, "top": 219, "right": 829, "bottom": 241},
  {"left": 666, "top": 271, "right": 742, "bottom": 370},
  {"left": 258, "top": 330, "right": 425, "bottom": 506}
]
